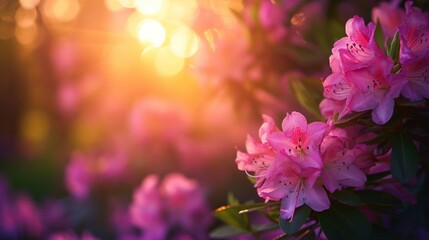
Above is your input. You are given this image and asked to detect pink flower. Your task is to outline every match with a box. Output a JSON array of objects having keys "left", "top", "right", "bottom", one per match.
[
  {"left": 372, "top": 0, "right": 405, "bottom": 38},
  {"left": 323, "top": 15, "right": 408, "bottom": 124},
  {"left": 398, "top": 1, "right": 429, "bottom": 101},
  {"left": 267, "top": 111, "right": 328, "bottom": 158},
  {"left": 319, "top": 98, "right": 346, "bottom": 120},
  {"left": 48, "top": 231, "right": 99, "bottom": 240},
  {"left": 330, "top": 16, "right": 384, "bottom": 73},
  {"left": 161, "top": 174, "right": 212, "bottom": 237},
  {"left": 65, "top": 149, "right": 128, "bottom": 199},
  {"left": 65, "top": 154, "right": 92, "bottom": 199},
  {"left": 320, "top": 128, "right": 367, "bottom": 193},
  {"left": 129, "top": 173, "right": 211, "bottom": 239},
  {"left": 344, "top": 61, "right": 406, "bottom": 124},
  {"left": 235, "top": 115, "right": 278, "bottom": 184},
  {"left": 259, "top": 152, "right": 329, "bottom": 220},
  {"left": 129, "top": 175, "right": 166, "bottom": 240}
]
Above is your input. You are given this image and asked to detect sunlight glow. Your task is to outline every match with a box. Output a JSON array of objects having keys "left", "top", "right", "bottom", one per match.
[
  {"left": 164, "top": 0, "right": 197, "bottom": 22},
  {"left": 42, "top": 0, "right": 80, "bottom": 22},
  {"left": 19, "top": 0, "right": 40, "bottom": 9},
  {"left": 15, "top": 23, "right": 38, "bottom": 45},
  {"left": 15, "top": 7, "right": 38, "bottom": 28},
  {"left": 138, "top": 19, "right": 165, "bottom": 47},
  {"left": 104, "top": 0, "right": 124, "bottom": 12},
  {"left": 155, "top": 46, "right": 185, "bottom": 76},
  {"left": 118, "top": 0, "right": 136, "bottom": 8},
  {"left": 135, "top": 0, "right": 164, "bottom": 15},
  {"left": 170, "top": 26, "right": 199, "bottom": 58}
]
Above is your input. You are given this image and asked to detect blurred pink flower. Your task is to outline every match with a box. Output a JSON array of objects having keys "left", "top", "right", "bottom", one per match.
[
  {"left": 372, "top": 0, "right": 405, "bottom": 38},
  {"left": 0, "top": 177, "right": 43, "bottom": 239},
  {"left": 129, "top": 175, "right": 166, "bottom": 240},
  {"left": 65, "top": 149, "right": 128, "bottom": 199},
  {"left": 129, "top": 173, "right": 211, "bottom": 240},
  {"left": 129, "top": 98, "right": 191, "bottom": 146},
  {"left": 48, "top": 231, "right": 99, "bottom": 240}
]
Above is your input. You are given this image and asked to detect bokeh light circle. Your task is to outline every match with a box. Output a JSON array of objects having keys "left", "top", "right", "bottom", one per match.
[
  {"left": 170, "top": 26, "right": 200, "bottom": 58},
  {"left": 137, "top": 19, "right": 165, "bottom": 48},
  {"left": 155, "top": 46, "right": 185, "bottom": 76},
  {"left": 135, "top": 0, "right": 164, "bottom": 15}
]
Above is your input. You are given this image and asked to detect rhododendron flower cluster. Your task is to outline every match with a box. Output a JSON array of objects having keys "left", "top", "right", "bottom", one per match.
[
  {"left": 321, "top": 1, "right": 429, "bottom": 124},
  {"left": 236, "top": 112, "right": 367, "bottom": 219},
  {"left": 128, "top": 173, "right": 212, "bottom": 240},
  {"left": 65, "top": 150, "right": 128, "bottom": 199}
]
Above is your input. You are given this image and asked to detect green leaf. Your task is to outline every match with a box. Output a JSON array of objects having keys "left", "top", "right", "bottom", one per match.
[
  {"left": 318, "top": 203, "right": 372, "bottom": 240},
  {"left": 210, "top": 225, "right": 245, "bottom": 238},
  {"left": 214, "top": 203, "right": 269, "bottom": 231},
  {"left": 289, "top": 78, "right": 324, "bottom": 120},
  {"left": 279, "top": 205, "right": 311, "bottom": 234},
  {"left": 391, "top": 133, "right": 419, "bottom": 183},
  {"left": 227, "top": 192, "right": 240, "bottom": 206},
  {"left": 333, "top": 189, "right": 363, "bottom": 206},
  {"left": 214, "top": 205, "right": 251, "bottom": 231},
  {"left": 356, "top": 190, "right": 403, "bottom": 209},
  {"left": 388, "top": 31, "right": 400, "bottom": 65},
  {"left": 374, "top": 19, "right": 385, "bottom": 52},
  {"left": 247, "top": 175, "right": 257, "bottom": 185}
]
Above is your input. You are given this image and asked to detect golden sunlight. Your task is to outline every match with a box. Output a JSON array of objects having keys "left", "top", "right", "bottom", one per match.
[
  {"left": 137, "top": 19, "right": 165, "bottom": 48},
  {"left": 41, "top": 0, "right": 80, "bottom": 22},
  {"left": 19, "top": 0, "right": 40, "bottom": 9},
  {"left": 170, "top": 26, "right": 200, "bottom": 58},
  {"left": 104, "top": 0, "right": 124, "bottom": 12},
  {"left": 135, "top": 0, "right": 164, "bottom": 15},
  {"left": 155, "top": 46, "right": 185, "bottom": 76},
  {"left": 15, "top": 7, "right": 38, "bottom": 28}
]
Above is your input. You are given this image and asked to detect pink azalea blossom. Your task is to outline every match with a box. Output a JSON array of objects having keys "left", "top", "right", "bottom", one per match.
[
  {"left": 235, "top": 115, "right": 278, "bottom": 185},
  {"left": 330, "top": 16, "right": 384, "bottom": 73},
  {"left": 320, "top": 128, "right": 367, "bottom": 193},
  {"left": 267, "top": 111, "right": 328, "bottom": 158},
  {"left": 344, "top": 61, "right": 406, "bottom": 124},
  {"left": 258, "top": 152, "right": 329, "bottom": 220},
  {"left": 323, "top": 15, "right": 408, "bottom": 124},
  {"left": 398, "top": 1, "right": 429, "bottom": 101}
]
